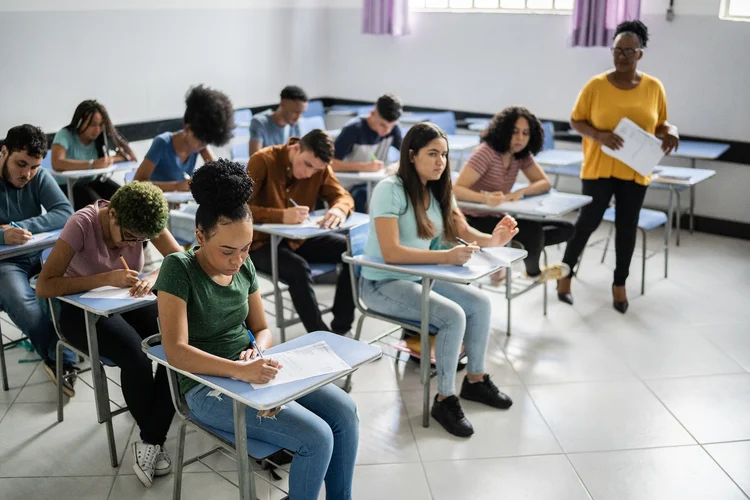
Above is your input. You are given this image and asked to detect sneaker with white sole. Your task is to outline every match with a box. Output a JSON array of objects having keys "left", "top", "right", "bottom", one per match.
[
  {"left": 132, "top": 441, "right": 159, "bottom": 487},
  {"left": 154, "top": 448, "right": 172, "bottom": 476}
]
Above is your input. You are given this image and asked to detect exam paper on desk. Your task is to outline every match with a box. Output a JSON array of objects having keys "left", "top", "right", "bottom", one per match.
[
  {"left": 80, "top": 286, "right": 156, "bottom": 301},
  {"left": 250, "top": 341, "right": 352, "bottom": 389},
  {"left": 255, "top": 215, "right": 326, "bottom": 230}
]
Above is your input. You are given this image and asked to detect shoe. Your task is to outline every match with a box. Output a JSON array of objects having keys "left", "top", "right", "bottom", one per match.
[
  {"left": 42, "top": 361, "right": 77, "bottom": 398},
  {"left": 557, "top": 278, "right": 574, "bottom": 305},
  {"left": 430, "top": 395, "right": 474, "bottom": 437},
  {"left": 612, "top": 285, "right": 628, "bottom": 314},
  {"left": 460, "top": 374, "right": 513, "bottom": 409},
  {"left": 132, "top": 442, "right": 159, "bottom": 487},
  {"left": 154, "top": 448, "right": 172, "bottom": 477}
]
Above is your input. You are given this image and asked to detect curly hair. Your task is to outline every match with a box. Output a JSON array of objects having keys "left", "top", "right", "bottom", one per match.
[
  {"left": 184, "top": 85, "right": 235, "bottom": 147},
  {"left": 109, "top": 182, "right": 169, "bottom": 237},
  {"left": 190, "top": 159, "right": 254, "bottom": 237},
  {"left": 480, "top": 106, "right": 544, "bottom": 159},
  {"left": 3, "top": 124, "right": 48, "bottom": 158},
  {"left": 615, "top": 20, "right": 648, "bottom": 48}
]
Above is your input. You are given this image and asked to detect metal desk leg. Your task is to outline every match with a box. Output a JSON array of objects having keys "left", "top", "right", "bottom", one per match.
[
  {"left": 689, "top": 158, "right": 696, "bottom": 233},
  {"left": 0, "top": 322, "right": 8, "bottom": 392},
  {"left": 666, "top": 189, "right": 674, "bottom": 261},
  {"left": 421, "top": 278, "right": 432, "bottom": 428},
  {"left": 506, "top": 268, "right": 513, "bottom": 337},
  {"left": 66, "top": 178, "right": 76, "bottom": 208},
  {"left": 233, "top": 399, "right": 255, "bottom": 500},
  {"left": 270, "top": 235, "right": 285, "bottom": 343},
  {"left": 85, "top": 311, "right": 118, "bottom": 468}
]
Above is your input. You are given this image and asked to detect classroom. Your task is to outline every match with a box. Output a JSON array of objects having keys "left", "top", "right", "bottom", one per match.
[{"left": 1, "top": 0, "right": 749, "bottom": 499}]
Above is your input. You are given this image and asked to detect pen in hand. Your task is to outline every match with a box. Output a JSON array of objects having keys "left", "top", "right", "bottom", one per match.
[
  {"left": 247, "top": 330, "right": 264, "bottom": 359},
  {"left": 456, "top": 236, "right": 484, "bottom": 253},
  {"left": 288, "top": 198, "right": 311, "bottom": 223},
  {"left": 119, "top": 255, "right": 130, "bottom": 270}
]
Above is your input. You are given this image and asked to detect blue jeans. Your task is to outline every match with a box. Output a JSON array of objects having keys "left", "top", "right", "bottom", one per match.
[
  {"left": 350, "top": 184, "right": 368, "bottom": 214},
  {"left": 0, "top": 256, "right": 76, "bottom": 365},
  {"left": 360, "top": 278, "right": 492, "bottom": 395},
  {"left": 186, "top": 383, "right": 358, "bottom": 500}
]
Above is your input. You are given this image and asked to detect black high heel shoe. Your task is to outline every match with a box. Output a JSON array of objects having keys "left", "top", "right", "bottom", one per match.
[
  {"left": 612, "top": 285, "right": 628, "bottom": 314},
  {"left": 557, "top": 279, "right": 574, "bottom": 305}
]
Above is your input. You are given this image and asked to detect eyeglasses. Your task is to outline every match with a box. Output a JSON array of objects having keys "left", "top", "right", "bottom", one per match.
[
  {"left": 611, "top": 47, "right": 641, "bottom": 58},
  {"left": 119, "top": 225, "right": 150, "bottom": 243}
]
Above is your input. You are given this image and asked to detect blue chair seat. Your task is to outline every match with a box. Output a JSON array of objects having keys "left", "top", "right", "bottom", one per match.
[
  {"left": 273, "top": 263, "right": 336, "bottom": 286},
  {"left": 544, "top": 164, "right": 581, "bottom": 177},
  {"left": 188, "top": 411, "right": 282, "bottom": 459},
  {"left": 399, "top": 318, "right": 439, "bottom": 335},
  {"left": 650, "top": 182, "right": 688, "bottom": 191},
  {"left": 603, "top": 206, "right": 667, "bottom": 231}
]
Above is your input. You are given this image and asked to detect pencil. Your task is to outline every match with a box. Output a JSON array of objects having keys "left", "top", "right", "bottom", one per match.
[{"left": 119, "top": 256, "right": 130, "bottom": 270}]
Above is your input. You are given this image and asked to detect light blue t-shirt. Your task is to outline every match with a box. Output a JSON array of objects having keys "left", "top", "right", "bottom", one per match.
[
  {"left": 145, "top": 132, "right": 199, "bottom": 182},
  {"left": 249, "top": 110, "right": 301, "bottom": 149},
  {"left": 52, "top": 127, "right": 99, "bottom": 183},
  {"left": 362, "top": 175, "right": 446, "bottom": 282}
]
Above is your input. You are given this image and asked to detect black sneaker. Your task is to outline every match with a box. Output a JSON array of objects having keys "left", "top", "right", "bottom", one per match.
[
  {"left": 460, "top": 374, "right": 513, "bottom": 409},
  {"left": 42, "top": 361, "right": 78, "bottom": 398},
  {"left": 430, "top": 395, "right": 474, "bottom": 437}
]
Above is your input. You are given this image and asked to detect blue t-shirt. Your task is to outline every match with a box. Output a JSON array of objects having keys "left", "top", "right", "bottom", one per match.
[
  {"left": 145, "top": 132, "right": 199, "bottom": 182},
  {"left": 362, "top": 175, "right": 447, "bottom": 282},
  {"left": 334, "top": 117, "right": 402, "bottom": 163},
  {"left": 249, "top": 110, "right": 301, "bottom": 149}
]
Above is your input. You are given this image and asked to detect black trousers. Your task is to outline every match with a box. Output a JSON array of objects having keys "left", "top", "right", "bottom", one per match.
[
  {"left": 465, "top": 215, "right": 575, "bottom": 276},
  {"left": 59, "top": 301, "right": 174, "bottom": 446},
  {"left": 562, "top": 178, "right": 648, "bottom": 286},
  {"left": 66, "top": 177, "right": 121, "bottom": 210},
  {"left": 249, "top": 233, "right": 355, "bottom": 334}
]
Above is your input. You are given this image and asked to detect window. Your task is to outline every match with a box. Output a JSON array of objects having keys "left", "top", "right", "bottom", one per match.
[
  {"left": 720, "top": 0, "right": 750, "bottom": 21},
  {"left": 409, "top": 0, "right": 574, "bottom": 12}
]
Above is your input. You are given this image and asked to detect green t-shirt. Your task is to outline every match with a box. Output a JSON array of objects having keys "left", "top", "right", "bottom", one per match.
[{"left": 154, "top": 248, "right": 259, "bottom": 394}]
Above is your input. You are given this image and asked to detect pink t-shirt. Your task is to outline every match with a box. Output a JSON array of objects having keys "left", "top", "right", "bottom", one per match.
[
  {"left": 461, "top": 142, "right": 533, "bottom": 218},
  {"left": 60, "top": 200, "right": 144, "bottom": 278}
]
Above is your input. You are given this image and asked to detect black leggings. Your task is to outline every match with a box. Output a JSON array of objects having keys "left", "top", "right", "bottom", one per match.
[
  {"left": 65, "top": 178, "right": 121, "bottom": 210},
  {"left": 465, "top": 215, "right": 575, "bottom": 276},
  {"left": 59, "top": 301, "right": 174, "bottom": 446},
  {"left": 562, "top": 178, "right": 648, "bottom": 286}
]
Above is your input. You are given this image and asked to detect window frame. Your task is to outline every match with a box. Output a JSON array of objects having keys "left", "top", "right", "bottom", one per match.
[
  {"left": 409, "top": 0, "right": 574, "bottom": 15},
  {"left": 719, "top": 0, "right": 750, "bottom": 22}
]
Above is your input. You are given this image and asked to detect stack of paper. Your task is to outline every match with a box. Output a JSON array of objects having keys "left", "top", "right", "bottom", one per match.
[
  {"left": 601, "top": 118, "right": 664, "bottom": 176},
  {"left": 250, "top": 341, "right": 351, "bottom": 389},
  {"left": 80, "top": 286, "right": 156, "bottom": 301}
]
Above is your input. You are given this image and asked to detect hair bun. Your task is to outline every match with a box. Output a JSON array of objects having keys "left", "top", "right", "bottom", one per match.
[{"left": 190, "top": 159, "right": 254, "bottom": 211}]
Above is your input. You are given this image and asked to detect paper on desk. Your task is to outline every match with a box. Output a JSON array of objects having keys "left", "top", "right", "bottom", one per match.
[
  {"left": 465, "top": 247, "right": 513, "bottom": 269},
  {"left": 250, "top": 341, "right": 351, "bottom": 389},
  {"left": 256, "top": 215, "right": 326, "bottom": 230},
  {"left": 601, "top": 118, "right": 664, "bottom": 177},
  {"left": 80, "top": 286, "right": 156, "bottom": 301},
  {"left": 25, "top": 232, "right": 57, "bottom": 244}
]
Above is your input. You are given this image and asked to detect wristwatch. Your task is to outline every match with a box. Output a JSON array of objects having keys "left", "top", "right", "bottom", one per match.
[{"left": 88, "top": 159, "right": 94, "bottom": 169}]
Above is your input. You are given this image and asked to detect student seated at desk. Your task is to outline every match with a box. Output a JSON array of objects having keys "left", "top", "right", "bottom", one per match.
[
  {"left": 134, "top": 85, "right": 234, "bottom": 192},
  {"left": 36, "top": 182, "right": 184, "bottom": 488},
  {"left": 248, "top": 85, "right": 308, "bottom": 156},
  {"left": 51, "top": 100, "right": 137, "bottom": 210},
  {"left": 361, "top": 123, "right": 518, "bottom": 437},
  {"left": 0, "top": 125, "right": 76, "bottom": 393},
  {"left": 453, "top": 106, "right": 574, "bottom": 283},
  {"left": 155, "top": 160, "right": 359, "bottom": 500},
  {"left": 247, "top": 130, "right": 356, "bottom": 336},
  {"left": 333, "top": 93, "right": 403, "bottom": 212}
]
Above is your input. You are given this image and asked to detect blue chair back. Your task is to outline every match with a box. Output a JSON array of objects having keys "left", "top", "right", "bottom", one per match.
[
  {"left": 542, "top": 121, "right": 555, "bottom": 151},
  {"left": 41, "top": 150, "right": 53, "bottom": 171},
  {"left": 124, "top": 170, "right": 136, "bottom": 183},
  {"left": 299, "top": 115, "right": 326, "bottom": 135},
  {"left": 41, "top": 247, "right": 53, "bottom": 264},
  {"left": 234, "top": 109, "right": 252, "bottom": 127},
  {"left": 428, "top": 111, "right": 457, "bottom": 135},
  {"left": 303, "top": 100, "right": 325, "bottom": 118},
  {"left": 347, "top": 222, "right": 369, "bottom": 280},
  {"left": 231, "top": 142, "right": 248, "bottom": 160}
]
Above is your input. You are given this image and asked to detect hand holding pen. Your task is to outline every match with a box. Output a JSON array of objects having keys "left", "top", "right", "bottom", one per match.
[
  {"left": 3, "top": 222, "right": 32, "bottom": 245},
  {"left": 284, "top": 198, "right": 310, "bottom": 224}
]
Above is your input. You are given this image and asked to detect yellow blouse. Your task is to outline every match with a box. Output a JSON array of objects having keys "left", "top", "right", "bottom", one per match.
[{"left": 572, "top": 71, "right": 668, "bottom": 186}]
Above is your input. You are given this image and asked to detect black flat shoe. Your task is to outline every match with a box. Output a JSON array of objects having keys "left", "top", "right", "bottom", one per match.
[{"left": 612, "top": 286, "right": 628, "bottom": 314}]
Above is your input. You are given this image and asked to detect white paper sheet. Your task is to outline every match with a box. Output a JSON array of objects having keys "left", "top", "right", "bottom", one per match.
[
  {"left": 26, "top": 232, "right": 57, "bottom": 244},
  {"left": 255, "top": 215, "right": 326, "bottom": 230},
  {"left": 601, "top": 118, "right": 664, "bottom": 176},
  {"left": 79, "top": 286, "right": 156, "bottom": 301},
  {"left": 465, "top": 247, "right": 513, "bottom": 269},
  {"left": 250, "top": 341, "right": 352, "bottom": 389}
]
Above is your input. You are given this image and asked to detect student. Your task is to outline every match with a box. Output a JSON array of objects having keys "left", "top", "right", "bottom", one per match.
[
  {"left": 247, "top": 130, "right": 355, "bottom": 335},
  {"left": 155, "top": 160, "right": 358, "bottom": 500},
  {"left": 558, "top": 20, "right": 679, "bottom": 313},
  {"left": 134, "top": 85, "right": 234, "bottom": 192},
  {"left": 333, "top": 93, "right": 403, "bottom": 212},
  {"left": 0, "top": 125, "right": 76, "bottom": 393},
  {"left": 51, "top": 100, "right": 137, "bottom": 210},
  {"left": 248, "top": 85, "right": 308, "bottom": 156},
  {"left": 453, "top": 106, "right": 574, "bottom": 282},
  {"left": 36, "top": 182, "right": 184, "bottom": 488},
  {"left": 360, "top": 122, "right": 518, "bottom": 437}
]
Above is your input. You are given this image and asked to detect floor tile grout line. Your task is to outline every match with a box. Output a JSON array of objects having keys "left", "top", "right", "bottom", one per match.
[{"left": 699, "top": 443, "right": 750, "bottom": 500}]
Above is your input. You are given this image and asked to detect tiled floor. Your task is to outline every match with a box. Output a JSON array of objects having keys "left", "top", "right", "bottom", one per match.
[{"left": 1, "top": 228, "right": 749, "bottom": 499}]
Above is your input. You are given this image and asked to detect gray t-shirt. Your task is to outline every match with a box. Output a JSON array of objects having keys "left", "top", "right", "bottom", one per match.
[{"left": 249, "top": 109, "right": 301, "bottom": 149}]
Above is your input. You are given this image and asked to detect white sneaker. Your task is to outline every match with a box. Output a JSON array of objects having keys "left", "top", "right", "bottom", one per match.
[
  {"left": 132, "top": 442, "right": 159, "bottom": 487},
  {"left": 154, "top": 448, "right": 172, "bottom": 476}
]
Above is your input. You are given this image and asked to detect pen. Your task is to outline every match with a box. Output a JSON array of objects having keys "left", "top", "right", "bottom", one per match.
[
  {"left": 288, "top": 198, "right": 311, "bottom": 222},
  {"left": 119, "top": 255, "right": 130, "bottom": 270},
  {"left": 369, "top": 152, "right": 378, "bottom": 162},
  {"left": 9, "top": 222, "right": 23, "bottom": 230},
  {"left": 456, "top": 237, "right": 484, "bottom": 253},
  {"left": 247, "top": 330, "right": 264, "bottom": 359}
]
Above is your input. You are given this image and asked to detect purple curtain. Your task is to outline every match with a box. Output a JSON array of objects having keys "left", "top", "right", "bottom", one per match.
[
  {"left": 362, "top": 0, "right": 411, "bottom": 36},
  {"left": 570, "top": 0, "right": 641, "bottom": 47}
]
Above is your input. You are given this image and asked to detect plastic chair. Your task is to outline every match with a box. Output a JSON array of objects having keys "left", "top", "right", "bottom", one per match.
[
  {"left": 298, "top": 115, "right": 326, "bottom": 135},
  {"left": 428, "top": 111, "right": 457, "bottom": 136},
  {"left": 142, "top": 334, "right": 289, "bottom": 500},
  {"left": 303, "top": 100, "right": 325, "bottom": 118}
]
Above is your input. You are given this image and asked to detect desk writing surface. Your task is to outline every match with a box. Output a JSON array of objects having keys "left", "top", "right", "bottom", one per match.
[
  {"left": 670, "top": 141, "right": 729, "bottom": 160},
  {"left": 535, "top": 150, "right": 584, "bottom": 167},
  {"left": 0, "top": 229, "right": 61, "bottom": 261},
  {"left": 253, "top": 212, "right": 369, "bottom": 239}
]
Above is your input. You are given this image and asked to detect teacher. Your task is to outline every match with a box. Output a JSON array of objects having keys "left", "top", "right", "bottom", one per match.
[{"left": 557, "top": 20, "right": 679, "bottom": 313}]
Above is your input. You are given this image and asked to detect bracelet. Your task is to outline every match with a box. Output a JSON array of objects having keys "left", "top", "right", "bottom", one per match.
[{"left": 88, "top": 159, "right": 94, "bottom": 170}]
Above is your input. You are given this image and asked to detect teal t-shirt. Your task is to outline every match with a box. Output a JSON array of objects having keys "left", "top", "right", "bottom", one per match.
[
  {"left": 52, "top": 127, "right": 99, "bottom": 183},
  {"left": 153, "top": 248, "right": 260, "bottom": 394},
  {"left": 362, "top": 175, "right": 449, "bottom": 282}
]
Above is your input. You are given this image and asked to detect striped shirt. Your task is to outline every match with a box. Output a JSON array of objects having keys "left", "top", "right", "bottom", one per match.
[{"left": 461, "top": 142, "right": 533, "bottom": 217}]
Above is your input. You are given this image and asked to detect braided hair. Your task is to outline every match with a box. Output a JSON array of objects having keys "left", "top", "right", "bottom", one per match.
[{"left": 66, "top": 100, "right": 136, "bottom": 161}]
